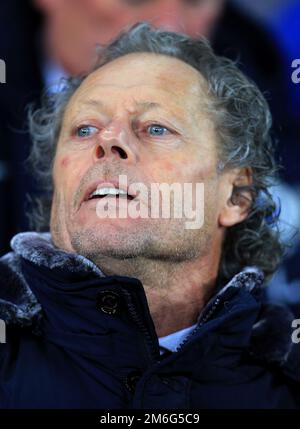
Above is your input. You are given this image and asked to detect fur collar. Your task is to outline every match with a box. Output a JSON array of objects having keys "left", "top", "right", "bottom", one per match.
[
  {"left": 11, "top": 232, "right": 104, "bottom": 277},
  {"left": 0, "top": 232, "right": 297, "bottom": 371}
]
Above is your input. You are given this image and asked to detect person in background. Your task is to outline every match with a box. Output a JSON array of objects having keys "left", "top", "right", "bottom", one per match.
[{"left": 35, "top": 0, "right": 226, "bottom": 76}]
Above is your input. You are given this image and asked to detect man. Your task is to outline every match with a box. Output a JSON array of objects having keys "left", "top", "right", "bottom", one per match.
[
  {"left": 1, "top": 0, "right": 290, "bottom": 256},
  {"left": 0, "top": 24, "right": 299, "bottom": 409}
]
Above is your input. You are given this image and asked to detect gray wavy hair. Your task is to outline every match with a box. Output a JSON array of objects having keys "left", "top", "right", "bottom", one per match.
[{"left": 27, "top": 22, "right": 283, "bottom": 284}]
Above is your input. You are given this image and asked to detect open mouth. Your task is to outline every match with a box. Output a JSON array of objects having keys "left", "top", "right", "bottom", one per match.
[{"left": 88, "top": 187, "right": 135, "bottom": 201}]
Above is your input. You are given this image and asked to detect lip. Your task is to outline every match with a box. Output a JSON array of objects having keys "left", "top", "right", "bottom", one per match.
[{"left": 80, "top": 179, "right": 137, "bottom": 208}]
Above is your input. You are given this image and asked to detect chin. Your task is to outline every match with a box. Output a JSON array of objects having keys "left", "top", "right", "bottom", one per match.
[{"left": 70, "top": 225, "right": 151, "bottom": 259}]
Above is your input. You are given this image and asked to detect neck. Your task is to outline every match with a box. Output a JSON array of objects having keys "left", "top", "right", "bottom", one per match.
[{"left": 93, "top": 247, "right": 221, "bottom": 338}]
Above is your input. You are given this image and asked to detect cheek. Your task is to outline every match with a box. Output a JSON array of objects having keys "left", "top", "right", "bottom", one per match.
[
  {"left": 144, "top": 160, "right": 179, "bottom": 184},
  {"left": 161, "top": 161, "right": 176, "bottom": 174},
  {"left": 53, "top": 156, "right": 68, "bottom": 187},
  {"left": 142, "top": 152, "right": 216, "bottom": 185},
  {"left": 60, "top": 156, "right": 70, "bottom": 168},
  {"left": 53, "top": 154, "right": 85, "bottom": 192}
]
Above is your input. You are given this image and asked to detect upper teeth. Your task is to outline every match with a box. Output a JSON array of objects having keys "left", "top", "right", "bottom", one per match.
[{"left": 90, "top": 187, "right": 127, "bottom": 198}]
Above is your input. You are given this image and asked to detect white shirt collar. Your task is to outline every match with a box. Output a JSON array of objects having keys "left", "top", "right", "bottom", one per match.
[{"left": 158, "top": 323, "right": 197, "bottom": 353}]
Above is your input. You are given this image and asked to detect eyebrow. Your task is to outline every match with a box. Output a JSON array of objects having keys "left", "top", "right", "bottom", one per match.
[{"left": 77, "top": 98, "right": 185, "bottom": 130}]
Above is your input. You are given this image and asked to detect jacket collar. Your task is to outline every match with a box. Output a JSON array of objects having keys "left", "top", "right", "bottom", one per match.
[
  {"left": 11, "top": 232, "right": 104, "bottom": 278},
  {"left": 0, "top": 231, "right": 298, "bottom": 374}
]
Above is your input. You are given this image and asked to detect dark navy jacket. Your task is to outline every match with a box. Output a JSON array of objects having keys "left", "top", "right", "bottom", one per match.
[{"left": 0, "top": 232, "right": 300, "bottom": 409}]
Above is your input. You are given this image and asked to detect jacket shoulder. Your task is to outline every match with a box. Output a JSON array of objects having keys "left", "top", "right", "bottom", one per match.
[{"left": 0, "top": 252, "right": 41, "bottom": 326}]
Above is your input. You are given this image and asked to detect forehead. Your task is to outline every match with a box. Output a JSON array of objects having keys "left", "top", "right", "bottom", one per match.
[{"left": 66, "top": 53, "right": 209, "bottom": 116}]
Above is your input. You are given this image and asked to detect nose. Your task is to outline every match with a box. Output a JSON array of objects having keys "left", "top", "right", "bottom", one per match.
[{"left": 93, "top": 123, "right": 138, "bottom": 163}]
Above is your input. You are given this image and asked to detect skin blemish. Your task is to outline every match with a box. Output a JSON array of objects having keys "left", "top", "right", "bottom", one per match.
[
  {"left": 162, "top": 161, "right": 175, "bottom": 172},
  {"left": 61, "top": 156, "right": 70, "bottom": 168}
]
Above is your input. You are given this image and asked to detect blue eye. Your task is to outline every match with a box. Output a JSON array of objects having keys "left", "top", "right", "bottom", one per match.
[
  {"left": 77, "top": 125, "right": 98, "bottom": 138},
  {"left": 147, "top": 124, "right": 169, "bottom": 136}
]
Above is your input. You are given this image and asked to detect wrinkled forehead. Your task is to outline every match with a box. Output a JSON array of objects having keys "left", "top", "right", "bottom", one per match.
[{"left": 65, "top": 53, "right": 211, "bottom": 119}]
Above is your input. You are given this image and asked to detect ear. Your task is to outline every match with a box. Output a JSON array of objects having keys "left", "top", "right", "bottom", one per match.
[{"left": 218, "top": 167, "right": 253, "bottom": 228}]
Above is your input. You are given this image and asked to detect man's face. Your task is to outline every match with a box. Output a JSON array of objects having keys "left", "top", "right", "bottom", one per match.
[{"left": 51, "top": 53, "right": 229, "bottom": 263}]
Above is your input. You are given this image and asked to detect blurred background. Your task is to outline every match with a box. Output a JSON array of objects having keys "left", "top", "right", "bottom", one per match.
[{"left": 0, "top": 0, "right": 299, "bottom": 306}]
